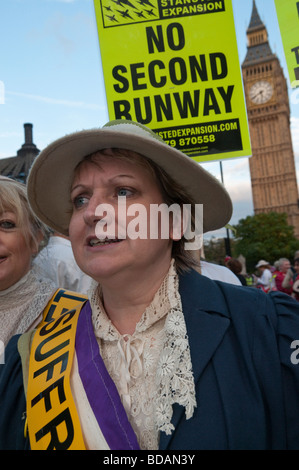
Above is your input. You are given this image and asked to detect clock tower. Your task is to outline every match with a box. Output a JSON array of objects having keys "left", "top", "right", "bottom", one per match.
[{"left": 242, "top": 0, "right": 299, "bottom": 237}]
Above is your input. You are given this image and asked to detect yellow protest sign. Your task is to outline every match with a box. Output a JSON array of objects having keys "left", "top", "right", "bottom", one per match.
[
  {"left": 274, "top": 0, "right": 299, "bottom": 88},
  {"left": 93, "top": 0, "right": 251, "bottom": 162}
]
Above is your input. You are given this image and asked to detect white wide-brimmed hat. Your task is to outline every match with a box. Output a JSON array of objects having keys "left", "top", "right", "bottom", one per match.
[
  {"left": 255, "top": 260, "right": 270, "bottom": 268},
  {"left": 27, "top": 119, "right": 233, "bottom": 236},
  {"left": 0, "top": 175, "right": 14, "bottom": 181}
]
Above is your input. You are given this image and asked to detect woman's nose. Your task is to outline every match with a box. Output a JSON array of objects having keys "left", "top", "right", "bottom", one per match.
[
  {"left": 83, "top": 196, "right": 117, "bottom": 232},
  {"left": 83, "top": 196, "right": 105, "bottom": 227}
]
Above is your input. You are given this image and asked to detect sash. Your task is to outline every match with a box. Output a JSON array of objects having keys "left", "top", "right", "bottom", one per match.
[
  {"left": 76, "top": 302, "right": 140, "bottom": 450},
  {"left": 27, "top": 289, "right": 88, "bottom": 450},
  {"left": 26, "top": 289, "right": 140, "bottom": 450}
]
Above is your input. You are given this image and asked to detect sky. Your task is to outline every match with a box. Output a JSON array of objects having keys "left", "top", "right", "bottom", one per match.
[{"left": 1, "top": 0, "right": 298, "bottom": 240}]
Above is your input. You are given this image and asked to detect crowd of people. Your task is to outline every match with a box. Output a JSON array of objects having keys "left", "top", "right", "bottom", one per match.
[
  {"left": 1, "top": 119, "right": 299, "bottom": 450},
  {"left": 224, "top": 254, "right": 299, "bottom": 300}
]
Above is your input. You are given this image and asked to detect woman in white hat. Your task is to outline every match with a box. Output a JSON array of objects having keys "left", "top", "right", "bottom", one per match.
[
  {"left": 1, "top": 120, "right": 299, "bottom": 450},
  {"left": 255, "top": 260, "right": 275, "bottom": 293}
]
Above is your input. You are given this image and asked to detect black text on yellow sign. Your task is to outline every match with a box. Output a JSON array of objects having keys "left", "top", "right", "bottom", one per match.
[
  {"left": 94, "top": 0, "right": 251, "bottom": 161},
  {"left": 112, "top": 24, "right": 234, "bottom": 122}
]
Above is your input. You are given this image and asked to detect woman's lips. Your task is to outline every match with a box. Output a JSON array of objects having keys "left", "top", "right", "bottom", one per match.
[
  {"left": 91, "top": 239, "right": 122, "bottom": 246},
  {"left": 87, "top": 237, "right": 124, "bottom": 247}
]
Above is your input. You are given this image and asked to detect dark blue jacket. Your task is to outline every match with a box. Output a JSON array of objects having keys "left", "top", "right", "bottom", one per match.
[{"left": 1, "top": 270, "right": 299, "bottom": 450}]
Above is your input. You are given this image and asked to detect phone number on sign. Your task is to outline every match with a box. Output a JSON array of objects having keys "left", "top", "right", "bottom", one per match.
[{"left": 165, "top": 134, "right": 216, "bottom": 147}]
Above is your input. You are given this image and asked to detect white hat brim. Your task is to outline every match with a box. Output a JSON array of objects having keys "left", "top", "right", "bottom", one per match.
[{"left": 27, "top": 120, "right": 233, "bottom": 235}]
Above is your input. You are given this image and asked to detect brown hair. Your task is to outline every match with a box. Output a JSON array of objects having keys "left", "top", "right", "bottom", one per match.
[{"left": 226, "top": 258, "right": 243, "bottom": 275}]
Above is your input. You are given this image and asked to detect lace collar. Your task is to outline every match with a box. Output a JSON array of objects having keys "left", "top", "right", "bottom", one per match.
[
  {"left": 89, "top": 260, "right": 196, "bottom": 436},
  {"left": 90, "top": 268, "right": 173, "bottom": 340}
]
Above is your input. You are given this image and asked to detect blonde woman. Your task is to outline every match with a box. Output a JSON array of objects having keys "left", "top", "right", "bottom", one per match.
[{"left": 0, "top": 176, "right": 56, "bottom": 347}]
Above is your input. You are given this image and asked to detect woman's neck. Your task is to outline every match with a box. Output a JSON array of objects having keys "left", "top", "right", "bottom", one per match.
[
  {"left": 0, "top": 267, "right": 32, "bottom": 294},
  {"left": 100, "top": 262, "right": 171, "bottom": 335}
]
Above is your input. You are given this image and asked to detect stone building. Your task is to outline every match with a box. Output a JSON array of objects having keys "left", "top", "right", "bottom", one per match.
[
  {"left": 242, "top": 0, "right": 299, "bottom": 237},
  {"left": 0, "top": 123, "right": 40, "bottom": 183}
]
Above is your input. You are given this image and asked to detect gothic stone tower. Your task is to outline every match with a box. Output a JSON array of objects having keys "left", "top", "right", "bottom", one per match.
[
  {"left": 0, "top": 123, "right": 40, "bottom": 183},
  {"left": 242, "top": 0, "right": 299, "bottom": 237}
]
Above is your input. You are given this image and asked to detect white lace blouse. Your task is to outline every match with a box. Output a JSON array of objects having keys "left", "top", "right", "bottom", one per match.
[{"left": 88, "top": 261, "right": 196, "bottom": 450}]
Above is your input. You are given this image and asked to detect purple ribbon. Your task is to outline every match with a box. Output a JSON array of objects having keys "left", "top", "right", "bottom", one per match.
[{"left": 75, "top": 302, "right": 140, "bottom": 450}]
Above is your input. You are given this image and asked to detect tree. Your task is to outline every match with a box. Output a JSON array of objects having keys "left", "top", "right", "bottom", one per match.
[
  {"left": 203, "top": 237, "right": 227, "bottom": 264},
  {"left": 233, "top": 212, "right": 299, "bottom": 272},
  {"left": 203, "top": 236, "right": 236, "bottom": 265}
]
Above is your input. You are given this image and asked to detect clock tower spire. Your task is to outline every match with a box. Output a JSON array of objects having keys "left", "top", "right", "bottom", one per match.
[{"left": 242, "top": 0, "right": 299, "bottom": 237}]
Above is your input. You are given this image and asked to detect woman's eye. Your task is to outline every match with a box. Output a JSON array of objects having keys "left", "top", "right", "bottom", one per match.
[
  {"left": 117, "top": 188, "right": 133, "bottom": 197},
  {"left": 73, "top": 195, "right": 89, "bottom": 209},
  {"left": 0, "top": 220, "right": 16, "bottom": 229}
]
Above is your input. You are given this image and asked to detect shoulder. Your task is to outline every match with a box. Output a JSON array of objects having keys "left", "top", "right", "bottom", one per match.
[
  {"left": 0, "top": 335, "right": 28, "bottom": 449},
  {"left": 179, "top": 268, "right": 260, "bottom": 320},
  {"left": 262, "top": 269, "right": 272, "bottom": 279},
  {"left": 179, "top": 268, "right": 299, "bottom": 327},
  {"left": 214, "top": 272, "right": 299, "bottom": 319},
  {"left": 179, "top": 270, "right": 299, "bottom": 371},
  {"left": 200, "top": 260, "right": 241, "bottom": 285},
  {"left": 275, "top": 271, "right": 284, "bottom": 279},
  {"left": 0, "top": 335, "right": 24, "bottom": 384},
  {"left": 179, "top": 267, "right": 253, "bottom": 300},
  {"left": 39, "top": 236, "right": 73, "bottom": 260}
]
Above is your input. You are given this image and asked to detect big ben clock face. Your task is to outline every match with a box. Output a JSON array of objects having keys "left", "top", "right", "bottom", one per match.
[{"left": 249, "top": 80, "right": 273, "bottom": 104}]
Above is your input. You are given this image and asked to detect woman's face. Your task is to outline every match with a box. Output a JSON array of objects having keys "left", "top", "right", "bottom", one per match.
[
  {"left": 280, "top": 260, "right": 291, "bottom": 273},
  {"left": 0, "top": 210, "right": 35, "bottom": 290},
  {"left": 69, "top": 154, "right": 175, "bottom": 283}
]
